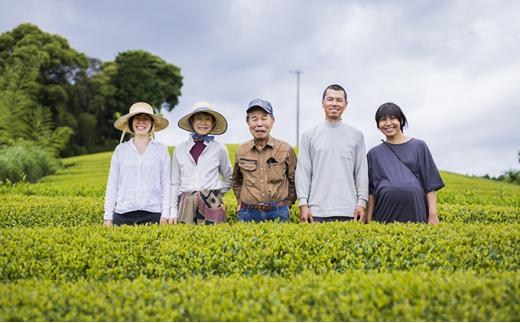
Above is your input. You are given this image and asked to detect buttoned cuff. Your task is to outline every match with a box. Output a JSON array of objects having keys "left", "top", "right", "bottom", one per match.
[
  {"left": 169, "top": 207, "right": 178, "bottom": 220},
  {"left": 298, "top": 199, "right": 308, "bottom": 207},
  {"left": 104, "top": 212, "right": 113, "bottom": 221},
  {"left": 161, "top": 210, "right": 170, "bottom": 219},
  {"left": 357, "top": 199, "right": 367, "bottom": 208}
]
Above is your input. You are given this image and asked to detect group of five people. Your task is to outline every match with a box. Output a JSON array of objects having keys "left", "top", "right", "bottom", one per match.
[{"left": 103, "top": 84, "right": 444, "bottom": 226}]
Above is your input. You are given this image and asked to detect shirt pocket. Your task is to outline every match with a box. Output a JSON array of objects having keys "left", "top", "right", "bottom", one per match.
[
  {"left": 267, "top": 156, "right": 285, "bottom": 184},
  {"left": 340, "top": 146, "right": 356, "bottom": 171},
  {"left": 238, "top": 158, "right": 258, "bottom": 186},
  {"left": 238, "top": 158, "right": 258, "bottom": 172}
]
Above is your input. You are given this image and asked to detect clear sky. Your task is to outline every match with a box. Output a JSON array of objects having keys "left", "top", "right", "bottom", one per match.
[{"left": 1, "top": 0, "right": 519, "bottom": 176}]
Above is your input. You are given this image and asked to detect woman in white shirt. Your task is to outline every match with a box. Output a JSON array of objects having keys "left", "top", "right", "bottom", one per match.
[
  {"left": 170, "top": 101, "right": 232, "bottom": 224},
  {"left": 104, "top": 102, "right": 171, "bottom": 226}
]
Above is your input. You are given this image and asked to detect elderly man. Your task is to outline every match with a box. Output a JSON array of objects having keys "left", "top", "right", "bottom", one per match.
[
  {"left": 296, "top": 84, "right": 368, "bottom": 223},
  {"left": 232, "top": 98, "right": 297, "bottom": 222}
]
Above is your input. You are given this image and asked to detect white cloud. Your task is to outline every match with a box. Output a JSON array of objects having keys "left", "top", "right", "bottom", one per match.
[{"left": 1, "top": 0, "right": 519, "bottom": 176}]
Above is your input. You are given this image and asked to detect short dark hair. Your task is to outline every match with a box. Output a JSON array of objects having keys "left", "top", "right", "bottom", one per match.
[
  {"left": 375, "top": 102, "right": 408, "bottom": 132},
  {"left": 129, "top": 113, "right": 153, "bottom": 132},
  {"left": 322, "top": 84, "right": 347, "bottom": 101}
]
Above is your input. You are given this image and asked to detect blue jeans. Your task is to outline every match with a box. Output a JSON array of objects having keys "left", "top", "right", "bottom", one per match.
[{"left": 238, "top": 206, "right": 290, "bottom": 223}]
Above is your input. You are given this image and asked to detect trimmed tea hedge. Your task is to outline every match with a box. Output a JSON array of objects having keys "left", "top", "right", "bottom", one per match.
[
  {"left": 1, "top": 223, "right": 518, "bottom": 281},
  {"left": 1, "top": 194, "right": 520, "bottom": 228},
  {"left": 0, "top": 271, "right": 518, "bottom": 321}
]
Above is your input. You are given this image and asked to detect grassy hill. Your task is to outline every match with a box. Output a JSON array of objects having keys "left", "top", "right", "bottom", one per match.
[{"left": 0, "top": 145, "right": 519, "bottom": 321}]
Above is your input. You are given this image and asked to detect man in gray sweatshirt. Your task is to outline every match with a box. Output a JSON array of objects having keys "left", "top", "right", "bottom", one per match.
[{"left": 296, "top": 84, "right": 368, "bottom": 223}]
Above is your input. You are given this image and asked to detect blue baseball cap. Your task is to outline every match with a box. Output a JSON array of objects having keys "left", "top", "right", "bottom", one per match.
[{"left": 247, "top": 98, "right": 273, "bottom": 115}]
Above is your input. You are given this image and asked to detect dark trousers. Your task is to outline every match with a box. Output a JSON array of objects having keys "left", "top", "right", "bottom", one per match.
[
  {"left": 113, "top": 210, "right": 161, "bottom": 226},
  {"left": 313, "top": 216, "right": 353, "bottom": 223}
]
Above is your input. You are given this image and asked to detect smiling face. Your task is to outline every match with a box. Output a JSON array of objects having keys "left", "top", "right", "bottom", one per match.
[
  {"left": 247, "top": 108, "right": 274, "bottom": 141},
  {"left": 131, "top": 113, "right": 153, "bottom": 135},
  {"left": 191, "top": 112, "right": 214, "bottom": 136},
  {"left": 378, "top": 115, "right": 402, "bottom": 139},
  {"left": 322, "top": 89, "right": 347, "bottom": 121}
]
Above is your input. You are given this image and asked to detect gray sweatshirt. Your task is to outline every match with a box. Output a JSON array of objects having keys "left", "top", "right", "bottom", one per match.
[{"left": 296, "top": 120, "right": 368, "bottom": 218}]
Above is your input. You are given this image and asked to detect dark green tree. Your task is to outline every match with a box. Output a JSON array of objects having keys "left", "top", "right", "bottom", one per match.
[
  {"left": 109, "top": 50, "right": 183, "bottom": 114},
  {"left": 0, "top": 23, "right": 89, "bottom": 130}
]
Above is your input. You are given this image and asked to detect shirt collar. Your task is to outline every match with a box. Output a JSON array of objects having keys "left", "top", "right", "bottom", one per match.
[
  {"left": 324, "top": 119, "right": 343, "bottom": 128},
  {"left": 188, "top": 134, "right": 213, "bottom": 146},
  {"left": 247, "top": 135, "right": 275, "bottom": 151}
]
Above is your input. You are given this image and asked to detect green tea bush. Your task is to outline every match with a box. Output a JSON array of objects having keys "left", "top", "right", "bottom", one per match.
[
  {"left": 2, "top": 193, "right": 519, "bottom": 228},
  {"left": 1, "top": 223, "right": 518, "bottom": 281},
  {"left": 0, "top": 194, "right": 102, "bottom": 228},
  {"left": 0, "top": 271, "right": 518, "bottom": 321},
  {"left": 0, "top": 144, "right": 60, "bottom": 183}
]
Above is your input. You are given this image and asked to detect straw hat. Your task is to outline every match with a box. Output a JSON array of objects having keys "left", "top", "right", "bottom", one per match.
[
  {"left": 114, "top": 102, "right": 169, "bottom": 133},
  {"left": 178, "top": 101, "right": 228, "bottom": 135}
]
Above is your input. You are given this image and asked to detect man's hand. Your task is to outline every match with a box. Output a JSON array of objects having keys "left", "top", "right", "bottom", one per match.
[
  {"left": 353, "top": 206, "right": 366, "bottom": 222},
  {"left": 300, "top": 205, "right": 314, "bottom": 223},
  {"left": 160, "top": 217, "right": 169, "bottom": 225},
  {"left": 103, "top": 220, "right": 113, "bottom": 227},
  {"left": 168, "top": 218, "right": 178, "bottom": 224}
]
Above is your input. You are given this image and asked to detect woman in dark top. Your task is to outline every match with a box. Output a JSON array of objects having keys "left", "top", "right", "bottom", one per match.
[{"left": 367, "top": 102, "right": 445, "bottom": 224}]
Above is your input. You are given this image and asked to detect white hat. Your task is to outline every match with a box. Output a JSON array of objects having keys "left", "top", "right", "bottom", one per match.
[{"left": 178, "top": 101, "right": 228, "bottom": 135}]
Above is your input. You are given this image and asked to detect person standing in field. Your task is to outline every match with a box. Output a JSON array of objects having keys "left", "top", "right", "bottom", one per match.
[
  {"left": 296, "top": 84, "right": 368, "bottom": 223},
  {"left": 104, "top": 102, "right": 171, "bottom": 226},
  {"left": 169, "top": 102, "right": 232, "bottom": 225},
  {"left": 232, "top": 98, "right": 297, "bottom": 222},
  {"left": 367, "top": 102, "right": 445, "bottom": 224}
]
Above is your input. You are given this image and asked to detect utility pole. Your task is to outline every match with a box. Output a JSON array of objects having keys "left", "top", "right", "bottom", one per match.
[{"left": 290, "top": 70, "right": 302, "bottom": 147}]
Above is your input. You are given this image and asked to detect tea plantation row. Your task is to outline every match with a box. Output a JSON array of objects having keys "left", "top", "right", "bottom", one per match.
[{"left": 1, "top": 271, "right": 518, "bottom": 321}]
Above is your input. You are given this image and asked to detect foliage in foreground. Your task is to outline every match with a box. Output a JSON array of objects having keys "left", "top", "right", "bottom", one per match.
[
  {"left": 1, "top": 223, "right": 518, "bottom": 281},
  {"left": 0, "top": 271, "right": 518, "bottom": 321}
]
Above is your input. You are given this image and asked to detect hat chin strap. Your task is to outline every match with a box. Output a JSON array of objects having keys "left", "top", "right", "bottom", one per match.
[{"left": 120, "top": 130, "right": 126, "bottom": 143}]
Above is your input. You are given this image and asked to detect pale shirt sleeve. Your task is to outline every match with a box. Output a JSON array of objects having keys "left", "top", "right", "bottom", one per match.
[
  {"left": 218, "top": 144, "right": 233, "bottom": 195},
  {"left": 296, "top": 132, "right": 312, "bottom": 207},
  {"left": 354, "top": 132, "right": 369, "bottom": 208},
  {"left": 160, "top": 145, "right": 172, "bottom": 219},
  {"left": 104, "top": 147, "right": 120, "bottom": 221},
  {"left": 169, "top": 148, "right": 181, "bottom": 219}
]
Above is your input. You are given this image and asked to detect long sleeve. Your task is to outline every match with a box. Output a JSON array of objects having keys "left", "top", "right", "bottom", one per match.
[
  {"left": 232, "top": 152, "right": 243, "bottom": 202},
  {"left": 170, "top": 149, "right": 181, "bottom": 219},
  {"left": 295, "top": 132, "right": 312, "bottom": 207},
  {"left": 354, "top": 132, "right": 369, "bottom": 208},
  {"left": 160, "top": 146, "right": 172, "bottom": 219},
  {"left": 104, "top": 148, "right": 120, "bottom": 220},
  {"left": 286, "top": 147, "right": 298, "bottom": 205},
  {"left": 218, "top": 144, "right": 233, "bottom": 195}
]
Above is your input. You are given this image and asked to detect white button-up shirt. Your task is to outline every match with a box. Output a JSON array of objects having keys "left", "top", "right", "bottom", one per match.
[
  {"left": 104, "top": 139, "right": 171, "bottom": 220},
  {"left": 170, "top": 137, "right": 233, "bottom": 219}
]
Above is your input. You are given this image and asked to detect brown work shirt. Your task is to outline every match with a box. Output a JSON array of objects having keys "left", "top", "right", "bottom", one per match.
[{"left": 233, "top": 136, "right": 297, "bottom": 206}]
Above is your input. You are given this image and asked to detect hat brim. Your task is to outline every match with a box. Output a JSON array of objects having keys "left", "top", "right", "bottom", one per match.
[
  {"left": 114, "top": 111, "right": 169, "bottom": 133},
  {"left": 178, "top": 109, "right": 228, "bottom": 135}
]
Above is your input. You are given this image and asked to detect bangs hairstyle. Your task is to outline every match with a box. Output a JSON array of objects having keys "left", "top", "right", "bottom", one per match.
[
  {"left": 128, "top": 113, "right": 154, "bottom": 132},
  {"left": 375, "top": 102, "right": 408, "bottom": 132}
]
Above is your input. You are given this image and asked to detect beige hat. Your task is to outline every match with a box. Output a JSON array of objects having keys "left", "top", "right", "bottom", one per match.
[
  {"left": 178, "top": 101, "right": 228, "bottom": 135},
  {"left": 114, "top": 102, "right": 169, "bottom": 133}
]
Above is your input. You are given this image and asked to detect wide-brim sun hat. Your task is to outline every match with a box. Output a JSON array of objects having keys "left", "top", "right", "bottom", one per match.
[
  {"left": 178, "top": 101, "right": 228, "bottom": 135},
  {"left": 114, "top": 102, "right": 169, "bottom": 133}
]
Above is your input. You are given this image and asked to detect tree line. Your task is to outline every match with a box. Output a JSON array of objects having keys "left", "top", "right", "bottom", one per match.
[{"left": 0, "top": 23, "right": 183, "bottom": 183}]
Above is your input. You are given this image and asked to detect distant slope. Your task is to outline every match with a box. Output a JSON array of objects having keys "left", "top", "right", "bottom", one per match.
[{"left": 34, "top": 144, "right": 519, "bottom": 207}]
